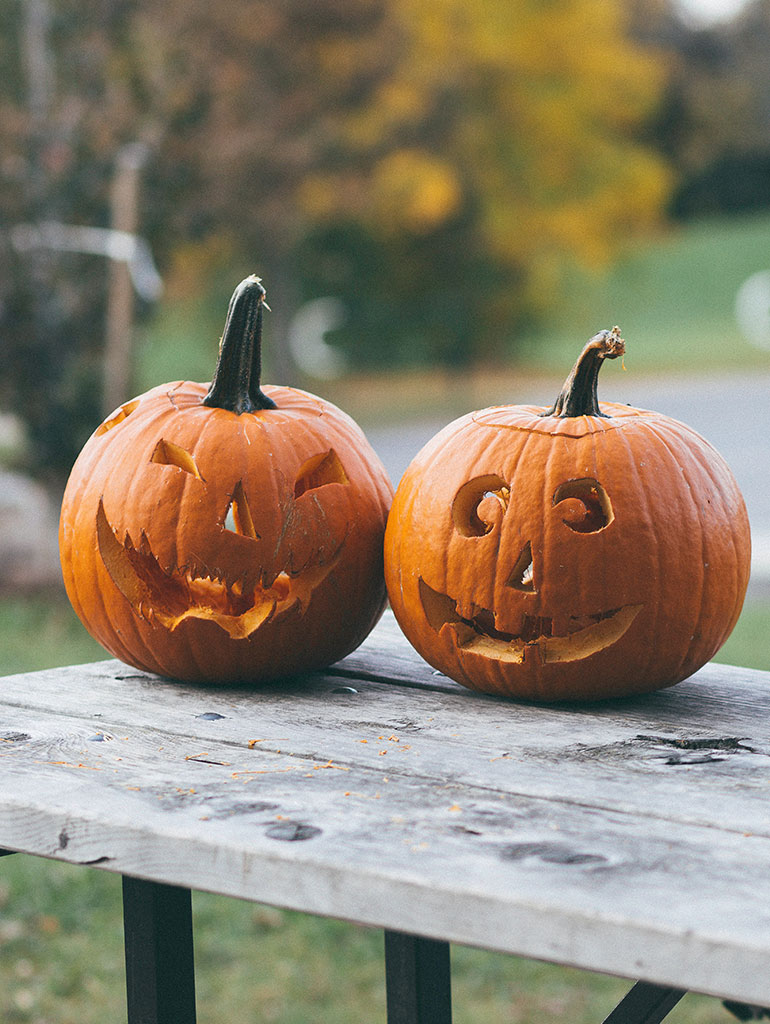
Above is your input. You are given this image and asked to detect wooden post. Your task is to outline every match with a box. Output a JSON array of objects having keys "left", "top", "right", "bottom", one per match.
[{"left": 103, "top": 143, "right": 146, "bottom": 417}]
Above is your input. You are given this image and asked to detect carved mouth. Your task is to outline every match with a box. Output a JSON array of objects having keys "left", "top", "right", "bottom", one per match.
[
  {"left": 419, "top": 578, "right": 641, "bottom": 664},
  {"left": 96, "top": 500, "right": 338, "bottom": 639}
]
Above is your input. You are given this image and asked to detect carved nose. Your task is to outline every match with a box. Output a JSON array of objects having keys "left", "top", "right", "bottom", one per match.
[{"left": 507, "top": 541, "right": 536, "bottom": 592}]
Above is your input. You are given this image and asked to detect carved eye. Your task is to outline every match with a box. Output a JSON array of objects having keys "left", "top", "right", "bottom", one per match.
[
  {"left": 452, "top": 475, "right": 510, "bottom": 538},
  {"left": 294, "top": 449, "right": 349, "bottom": 498},
  {"left": 150, "top": 439, "right": 203, "bottom": 479},
  {"left": 552, "top": 478, "right": 613, "bottom": 533},
  {"left": 224, "top": 481, "right": 260, "bottom": 540}
]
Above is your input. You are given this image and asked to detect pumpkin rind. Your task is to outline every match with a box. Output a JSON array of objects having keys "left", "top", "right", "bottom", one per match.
[
  {"left": 59, "top": 279, "right": 393, "bottom": 683},
  {"left": 384, "top": 331, "right": 751, "bottom": 702}
]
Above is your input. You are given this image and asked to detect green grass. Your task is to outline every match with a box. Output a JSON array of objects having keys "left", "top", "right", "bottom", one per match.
[
  {"left": 713, "top": 593, "right": 770, "bottom": 671},
  {"left": 0, "top": 593, "right": 105, "bottom": 676},
  {"left": 521, "top": 211, "right": 770, "bottom": 375}
]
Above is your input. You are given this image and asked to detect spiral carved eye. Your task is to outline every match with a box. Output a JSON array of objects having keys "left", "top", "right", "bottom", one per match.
[
  {"left": 452, "top": 475, "right": 510, "bottom": 537},
  {"left": 552, "top": 478, "right": 613, "bottom": 533}
]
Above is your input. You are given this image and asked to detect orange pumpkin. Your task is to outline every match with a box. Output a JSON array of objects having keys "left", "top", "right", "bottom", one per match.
[
  {"left": 384, "top": 328, "right": 751, "bottom": 702},
  {"left": 60, "top": 276, "right": 393, "bottom": 683}
]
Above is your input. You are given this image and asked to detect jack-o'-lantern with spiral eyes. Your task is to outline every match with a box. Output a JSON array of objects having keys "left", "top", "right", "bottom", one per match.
[
  {"left": 59, "top": 276, "right": 393, "bottom": 683},
  {"left": 384, "top": 328, "right": 751, "bottom": 701}
]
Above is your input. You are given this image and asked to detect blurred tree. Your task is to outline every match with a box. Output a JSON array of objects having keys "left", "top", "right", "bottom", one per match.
[
  {"left": 298, "top": 0, "right": 672, "bottom": 365},
  {"left": 0, "top": 0, "right": 672, "bottom": 475},
  {"left": 628, "top": 0, "right": 770, "bottom": 218},
  {"left": 0, "top": 0, "right": 141, "bottom": 476},
  {"left": 130, "top": 0, "right": 399, "bottom": 379},
  {"left": 0, "top": 0, "right": 397, "bottom": 473}
]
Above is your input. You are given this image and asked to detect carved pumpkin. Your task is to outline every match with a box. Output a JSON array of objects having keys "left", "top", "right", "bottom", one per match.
[
  {"left": 384, "top": 328, "right": 751, "bottom": 702},
  {"left": 60, "top": 276, "right": 393, "bottom": 683}
]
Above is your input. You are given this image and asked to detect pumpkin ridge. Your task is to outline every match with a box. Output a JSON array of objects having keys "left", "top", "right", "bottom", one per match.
[
  {"left": 644, "top": 417, "right": 716, "bottom": 684},
  {"left": 613, "top": 421, "right": 659, "bottom": 684},
  {"left": 646, "top": 417, "right": 747, "bottom": 680},
  {"left": 174, "top": 411, "right": 221, "bottom": 578},
  {"left": 688, "top": 429, "right": 750, "bottom": 602},
  {"left": 89, "top": 438, "right": 158, "bottom": 669}
]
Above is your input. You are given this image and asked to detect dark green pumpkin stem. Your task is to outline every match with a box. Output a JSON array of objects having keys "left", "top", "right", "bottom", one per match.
[
  {"left": 540, "top": 326, "right": 625, "bottom": 419},
  {"left": 202, "top": 276, "right": 277, "bottom": 414}
]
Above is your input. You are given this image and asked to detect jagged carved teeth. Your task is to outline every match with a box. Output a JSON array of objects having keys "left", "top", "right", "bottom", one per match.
[
  {"left": 95, "top": 499, "right": 337, "bottom": 639},
  {"left": 418, "top": 578, "right": 642, "bottom": 665}
]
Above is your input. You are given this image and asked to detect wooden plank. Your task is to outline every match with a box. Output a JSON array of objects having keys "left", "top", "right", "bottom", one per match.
[
  {"left": 1, "top": 625, "right": 770, "bottom": 839},
  {"left": 1, "top": 695, "right": 770, "bottom": 1005},
  {"left": 2, "top": 616, "right": 770, "bottom": 1003},
  {"left": 330, "top": 611, "right": 458, "bottom": 690}
]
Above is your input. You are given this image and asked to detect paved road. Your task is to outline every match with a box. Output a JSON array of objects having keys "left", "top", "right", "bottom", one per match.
[{"left": 365, "top": 369, "right": 770, "bottom": 586}]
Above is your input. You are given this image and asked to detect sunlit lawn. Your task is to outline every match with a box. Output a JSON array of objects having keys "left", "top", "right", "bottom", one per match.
[{"left": 520, "top": 211, "right": 770, "bottom": 376}]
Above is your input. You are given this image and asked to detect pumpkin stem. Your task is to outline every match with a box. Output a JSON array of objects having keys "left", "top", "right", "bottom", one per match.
[
  {"left": 202, "top": 276, "right": 277, "bottom": 413},
  {"left": 541, "top": 326, "right": 625, "bottom": 418}
]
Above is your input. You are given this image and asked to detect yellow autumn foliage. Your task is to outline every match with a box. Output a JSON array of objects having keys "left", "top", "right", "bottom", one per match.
[
  {"left": 301, "top": 0, "right": 672, "bottom": 311},
  {"left": 370, "top": 150, "right": 463, "bottom": 234}
]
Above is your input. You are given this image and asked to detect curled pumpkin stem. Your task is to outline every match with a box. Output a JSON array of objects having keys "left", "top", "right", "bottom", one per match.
[
  {"left": 203, "top": 275, "right": 277, "bottom": 414},
  {"left": 541, "top": 326, "right": 625, "bottom": 419}
]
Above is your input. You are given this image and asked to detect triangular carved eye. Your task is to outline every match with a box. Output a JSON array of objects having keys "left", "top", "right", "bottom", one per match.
[
  {"left": 507, "top": 541, "right": 536, "bottom": 592},
  {"left": 224, "top": 481, "right": 260, "bottom": 540},
  {"left": 294, "top": 449, "right": 349, "bottom": 498},
  {"left": 150, "top": 439, "right": 203, "bottom": 479}
]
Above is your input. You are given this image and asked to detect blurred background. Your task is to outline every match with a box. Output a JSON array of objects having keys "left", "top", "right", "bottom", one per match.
[{"left": 2, "top": 0, "right": 770, "bottom": 1019}]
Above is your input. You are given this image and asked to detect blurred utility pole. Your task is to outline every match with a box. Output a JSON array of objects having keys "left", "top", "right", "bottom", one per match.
[
  {"left": 22, "top": 0, "right": 54, "bottom": 146},
  {"left": 103, "top": 143, "right": 149, "bottom": 416}
]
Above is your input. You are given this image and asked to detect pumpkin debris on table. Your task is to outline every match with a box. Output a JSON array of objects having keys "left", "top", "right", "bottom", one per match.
[
  {"left": 384, "top": 327, "right": 751, "bottom": 702},
  {"left": 59, "top": 276, "right": 393, "bottom": 683}
]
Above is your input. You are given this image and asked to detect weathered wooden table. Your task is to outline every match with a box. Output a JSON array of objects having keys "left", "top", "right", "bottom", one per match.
[{"left": 2, "top": 611, "right": 770, "bottom": 1024}]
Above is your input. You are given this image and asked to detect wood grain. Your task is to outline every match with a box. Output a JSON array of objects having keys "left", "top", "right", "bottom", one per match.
[{"left": 1, "top": 612, "right": 770, "bottom": 1005}]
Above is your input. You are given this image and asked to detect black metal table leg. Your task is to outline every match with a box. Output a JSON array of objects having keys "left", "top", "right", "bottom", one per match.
[
  {"left": 723, "top": 1001, "right": 770, "bottom": 1020},
  {"left": 385, "top": 930, "right": 452, "bottom": 1024},
  {"left": 601, "top": 981, "right": 686, "bottom": 1024},
  {"left": 122, "top": 875, "right": 197, "bottom": 1024}
]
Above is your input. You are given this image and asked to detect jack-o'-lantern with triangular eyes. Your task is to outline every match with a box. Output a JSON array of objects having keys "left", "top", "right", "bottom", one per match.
[
  {"left": 60, "top": 277, "right": 393, "bottom": 683},
  {"left": 385, "top": 328, "right": 751, "bottom": 702}
]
